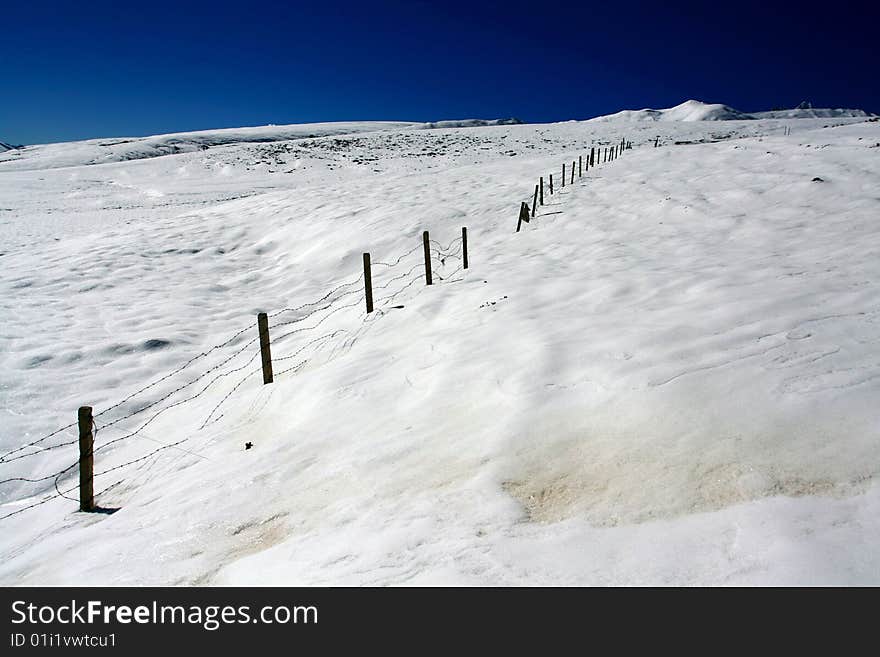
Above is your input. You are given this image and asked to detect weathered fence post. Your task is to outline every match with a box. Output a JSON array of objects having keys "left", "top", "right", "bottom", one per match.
[
  {"left": 571, "top": 161, "right": 575, "bottom": 184},
  {"left": 78, "top": 406, "right": 95, "bottom": 512},
  {"left": 363, "top": 253, "right": 373, "bottom": 313},
  {"left": 549, "top": 174, "right": 554, "bottom": 194},
  {"left": 532, "top": 185, "right": 538, "bottom": 217},
  {"left": 590, "top": 147, "right": 595, "bottom": 167},
  {"left": 540, "top": 176, "right": 544, "bottom": 205},
  {"left": 579, "top": 155, "right": 582, "bottom": 177},
  {"left": 462, "top": 227, "right": 468, "bottom": 269},
  {"left": 422, "top": 231, "right": 433, "bottom": 285},
  {"left": 516, "top": 202, "right": 530, "bottom": 232},
  {"left": 257, "top": 312, "right": 273, "bottom": 384},
  {"left": 562, "top": 163, "right": 566, "bottom": 187}
]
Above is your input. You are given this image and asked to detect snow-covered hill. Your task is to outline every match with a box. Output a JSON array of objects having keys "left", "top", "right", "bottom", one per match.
[
  {"left": 0, "top": 119, "right": 525, "bottom": 172},
  {"left": 0, "top": 122, "right": 423, "bottom": 171},
  {"left": 588, "top": 100, "right": 756, "bottom": 122},
  {"left": 1, "top": 115, "right": 879, "bottom": 585},
  {"left": 590, "top": 99, "right": 874, "bottom": 122},
  {"left": 752, "top": 106, "right": 874, "bottom": 119},
  {"left": 421, "top": 118, "right": 523, "bottom": 129}
]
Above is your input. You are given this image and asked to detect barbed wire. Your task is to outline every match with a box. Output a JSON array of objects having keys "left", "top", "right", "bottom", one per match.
[
  {"left": 1, "top": 137, "right": 628, "bottom": 522},
  {"left": 268, "top": 272, "right": 363, "bottom": 318},
  {"left": 0, "top": 423, "right": 77, "bottom": 465},
  {"left": 430, "top": 236, "right": 462, "bottom": 254},
  {"left": 0, "top": 271, "right": 365, "bottom": 465},
  {"left": 373, "top": 262, "right": 423, "bottom": 291},
  {"left": 371, "top": 242, "right": 423, "bottom": 268},
  {"left": 0, "top": 337, "right": 257, "bottom": 466},
  {"left": 273, "top": 329, "right": 347, "bottom": 363}
]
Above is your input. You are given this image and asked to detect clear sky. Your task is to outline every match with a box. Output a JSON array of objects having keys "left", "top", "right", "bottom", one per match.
[{"left": 2, "top": 0, "right": 877, "bottom": 145}]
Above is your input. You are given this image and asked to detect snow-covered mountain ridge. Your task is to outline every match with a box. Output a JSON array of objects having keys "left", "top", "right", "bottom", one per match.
[{"left": 589, "top": 99, "right": 874, "bottom": 122}]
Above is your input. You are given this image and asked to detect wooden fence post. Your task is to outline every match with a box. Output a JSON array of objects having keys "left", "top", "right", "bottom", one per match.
[
  {"left": 590, "top": 147, "right": 595, "bottom": 167},
  {"left": 531, "top": 185, "right": 538, "bottom": 217},
  {"left": 562, "top": 163, "right": 566, "bottom": 187},
  {"left": 579, "top": 155, "right": 582, "bottom": 177},
  {"left": 516, "top": 202, "right": 533, "bottom": 232},
  {"left": 363, "top": 253, "right": 373, "bottom": 313},
  {"left": 549, "top": 174, "right": 554, "bottom": 194},
  {"left": 257, "top": 312, "right": 273, "bottom": 384},
  {"left": 422, "top": 230, "right": 433, "bottom": 285},
  {"left": 540, "top": 176, "right": 544, "bottom": 205},
  {"left": 462, "top": 227, "right": 468, "bottom": 269},
  {"left": 78, "top": 406, "right": 95, "bottom": 512},
  {"left": 571, "top": 161, "right": 575, "bottom": 184}
]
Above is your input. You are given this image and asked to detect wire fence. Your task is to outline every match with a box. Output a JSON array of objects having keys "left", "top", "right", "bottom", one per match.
[
  {"left": 0, "top": 135, "right": 631, "bottom": 523},
  {"left": 0, "top": 228, "right": 469, "bottom": 522}
]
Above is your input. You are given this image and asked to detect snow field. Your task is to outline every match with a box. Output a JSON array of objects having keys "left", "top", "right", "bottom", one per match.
[{"left": 1, "top": 116, "right": 878, "bottom": 584}]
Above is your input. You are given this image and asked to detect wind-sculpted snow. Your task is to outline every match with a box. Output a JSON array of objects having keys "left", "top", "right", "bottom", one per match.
[{"left": 0, "top": 116, "right": 879, "bottom": 585}]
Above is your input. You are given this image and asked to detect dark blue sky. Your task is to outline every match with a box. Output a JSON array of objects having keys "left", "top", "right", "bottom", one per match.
[{"left": 2, "top": 0, "right": 877, "bottom": 145}]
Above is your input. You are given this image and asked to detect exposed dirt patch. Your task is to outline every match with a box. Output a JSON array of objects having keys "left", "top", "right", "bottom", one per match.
[{"left": 502, "top": 460, "right": 873, "bottom": 527}]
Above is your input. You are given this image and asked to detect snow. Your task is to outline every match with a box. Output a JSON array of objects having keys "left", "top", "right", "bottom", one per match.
[
  {"left": 1, "top": 114, "right": 879, "bottom": 585},
  {"left": 752, "top": 108, "right": 874, "bottom": 119},
  {"left": 0, "top": 119, "right": 526, "bottom": 172},
  {"left": 420, "top": 118, "right": 523, "bottom": 129},
  {"left": 0, "top": 121, "right": 423, "bottom": 171},
  {"left": 588, "top": 99, "right": 756, "bottom": 122},
  {"left": 590, "top": 99, "right": 875, "bottom": 123}
]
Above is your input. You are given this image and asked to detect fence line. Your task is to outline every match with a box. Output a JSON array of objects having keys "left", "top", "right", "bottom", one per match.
[{"left": 1, "top": 133, "right": 634, "bottom": 522}]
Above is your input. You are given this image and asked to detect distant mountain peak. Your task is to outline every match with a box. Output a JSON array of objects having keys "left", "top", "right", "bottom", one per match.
[
  {"left": 587, "top": 99, "right": 754, "bottom": 123},
  {"left": 589, "top": 99, "right": 874, "bottom": 122}
]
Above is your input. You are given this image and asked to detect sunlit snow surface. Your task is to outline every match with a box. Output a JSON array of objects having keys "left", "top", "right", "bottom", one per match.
[{"left": 1, "top": 116, "right": 879, "bottom": 585}]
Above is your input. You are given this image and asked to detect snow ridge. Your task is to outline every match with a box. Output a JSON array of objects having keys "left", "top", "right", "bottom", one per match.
[{"left": 590, "top": 99, "right": 875, "bottom": 122}]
